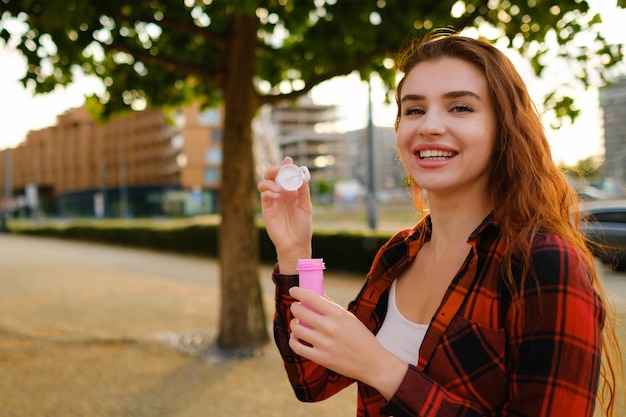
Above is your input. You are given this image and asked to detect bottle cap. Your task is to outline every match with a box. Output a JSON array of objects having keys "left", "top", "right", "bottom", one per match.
[
  {"left": 297, "top": 258, "right": 325, "bottom": 271},
  {"left": 276, "top": 164, "right": 310, "bottom": 191}
]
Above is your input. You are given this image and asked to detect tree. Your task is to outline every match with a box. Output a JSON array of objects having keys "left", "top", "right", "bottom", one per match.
[{"left": 1, "top": 0, "right": 623, "bottom": 353}]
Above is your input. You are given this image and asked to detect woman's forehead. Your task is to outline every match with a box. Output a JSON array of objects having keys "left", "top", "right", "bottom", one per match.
[{"left": 401, "top": 58, "right": 488, "bottom": 97}]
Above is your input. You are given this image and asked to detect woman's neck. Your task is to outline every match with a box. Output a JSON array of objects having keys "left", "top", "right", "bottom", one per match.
[{"left": 426, "top": 193, "right": 492, "bottom": 254}]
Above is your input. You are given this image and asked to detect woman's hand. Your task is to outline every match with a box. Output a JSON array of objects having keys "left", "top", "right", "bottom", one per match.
[
  {"left": 288, "top": 286, "right": 409, "bottom": 400},
  {"left": 258, "top": 157, "right": 313, "bottom": 273}
]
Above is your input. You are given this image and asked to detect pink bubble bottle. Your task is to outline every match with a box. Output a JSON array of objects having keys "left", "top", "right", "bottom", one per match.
[{"left": 297, "top": 258, "right": 325, "bottom": 295}]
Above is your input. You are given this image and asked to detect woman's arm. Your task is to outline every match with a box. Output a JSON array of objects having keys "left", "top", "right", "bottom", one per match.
[
  {"left": 272, "top": 267, "right": 356, "bottom": 401},
  {"left": 258, "top": 157, "right": 313, "bottom": 274}
]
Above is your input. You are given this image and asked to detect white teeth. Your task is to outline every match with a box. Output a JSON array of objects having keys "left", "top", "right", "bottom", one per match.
[{"left": 419, "top": 149, "right": 455, "bottom": 159}]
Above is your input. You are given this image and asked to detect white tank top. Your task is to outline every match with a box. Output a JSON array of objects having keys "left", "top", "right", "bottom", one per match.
[{"left": 375, "top": 279, "right": 429, "bottom": 366}]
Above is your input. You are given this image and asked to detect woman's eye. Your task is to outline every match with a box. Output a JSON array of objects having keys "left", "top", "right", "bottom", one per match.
[
  {"left": 404, "top": 107, "right": 424, "bottom": 116},
  {"left": 451, "top": 104, "right": 473, "bottom": 113}
]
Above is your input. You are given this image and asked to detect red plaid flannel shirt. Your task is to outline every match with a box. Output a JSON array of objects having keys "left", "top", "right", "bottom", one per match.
[{"left": 273, "top": 215, "right": 604, "bottom": 416}]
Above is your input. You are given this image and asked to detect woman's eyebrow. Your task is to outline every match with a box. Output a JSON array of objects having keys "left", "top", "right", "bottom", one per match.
[
  {"left": 400, "top": 93, "right": 425, "bottom": 103},
  {"left": 443, "top": 90, "right": 482, "bottom": 100},
  {"left": 401, "top": 90, "right": 482, "bottom": 103}
]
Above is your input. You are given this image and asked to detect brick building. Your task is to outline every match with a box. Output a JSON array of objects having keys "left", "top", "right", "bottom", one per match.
[
  {"left": 0, "top": 103, "right": 222, "bottom": 217},
  {"left": 0, "top": 95, "right": 405, "bottom": 219}
]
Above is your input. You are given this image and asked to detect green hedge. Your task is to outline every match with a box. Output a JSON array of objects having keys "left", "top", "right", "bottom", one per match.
[{"left": 13, "top": 224, "right": 393, "bottom": 274}]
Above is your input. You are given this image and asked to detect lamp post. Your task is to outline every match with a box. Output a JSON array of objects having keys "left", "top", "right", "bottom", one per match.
[
  {"left": 367, "top": 76, "right": 378, "bottom": 230},
  {"left": 616, "top": 148, "right": 625, "bottom": 197},
  {"left": 118, "top": 135, "right": 129, "bottom": 218},
  {"left": 1, "top": 149, "right": 12, "bottom": 233}
]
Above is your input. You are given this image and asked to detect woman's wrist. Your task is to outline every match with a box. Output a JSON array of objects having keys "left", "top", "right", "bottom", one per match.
[
  {"left": 277, "top": 248, "right": 312, "bottom": 274},
  {"left": 364, "top": 351, "right": 408, "bottom": 400}
]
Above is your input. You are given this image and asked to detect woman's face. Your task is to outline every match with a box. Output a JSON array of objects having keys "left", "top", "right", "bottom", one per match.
[{"left": 396, "top": 57, "right": 497, "bottom": 201}]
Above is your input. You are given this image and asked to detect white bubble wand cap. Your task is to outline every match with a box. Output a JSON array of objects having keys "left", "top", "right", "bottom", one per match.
[{"left": 276, "top": 164, "right": 311, "bottom": 191}]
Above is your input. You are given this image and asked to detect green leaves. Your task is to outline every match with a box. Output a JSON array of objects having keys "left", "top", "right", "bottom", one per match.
[
  {"left": 0, "top": 0, "right": 623, "bottom": 123},
  {"left": 543, "top": 92, "right": 580, "bottom": 129}
]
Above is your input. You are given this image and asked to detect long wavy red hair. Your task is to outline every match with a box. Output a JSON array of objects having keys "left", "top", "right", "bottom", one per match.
[{"left": 394, "top": 33, "right": 623, "bottom": 416}]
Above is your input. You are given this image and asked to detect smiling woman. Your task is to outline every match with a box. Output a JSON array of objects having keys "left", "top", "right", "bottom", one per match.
[{"left": 259, "top": 33, "right": 623, "bottom": 417}]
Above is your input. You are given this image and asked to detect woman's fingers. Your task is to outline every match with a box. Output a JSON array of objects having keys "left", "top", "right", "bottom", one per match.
[{"left": 289, "top": 287, "right": 332, "bottom": 311}]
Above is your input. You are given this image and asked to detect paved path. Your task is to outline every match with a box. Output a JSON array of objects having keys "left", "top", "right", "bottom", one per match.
[
  {"left": 0, "top": 234, "right": 362, "bottom": 417},
  {"left": 1, "top": 234, "right": 624, "bottom": 417}
]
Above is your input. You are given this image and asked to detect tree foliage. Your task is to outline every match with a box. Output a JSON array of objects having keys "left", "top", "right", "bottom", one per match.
[
  {"left": 561, "top": 156, "right": 602, "bottom": 179},
  {"left": 1, "top": 1, "right": 623, "bottom": 119},
  {"left": 1, "top": 0, "right": 623, "bottom": 351}
]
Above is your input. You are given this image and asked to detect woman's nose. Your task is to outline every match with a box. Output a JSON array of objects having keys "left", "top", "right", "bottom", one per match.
[{"left": 418, "top": 111, "right": 446, "bottom": 137}]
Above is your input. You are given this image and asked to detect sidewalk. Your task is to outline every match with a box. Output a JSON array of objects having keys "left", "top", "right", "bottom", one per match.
[{"left": 0, "top": 234, "right": 361, "bottom": 417}]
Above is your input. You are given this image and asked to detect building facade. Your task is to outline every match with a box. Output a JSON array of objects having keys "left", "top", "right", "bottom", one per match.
[
  {"left": 599, "top": 77, "right": 626, "bottom": 195},
  {"left": 265, "top": 96, "right": 405, "bottom": 202},
  {"left": 0, "top": 103, "right": 223, "bottom": 218},
  {"left": 0, "top": 94, "right": 405, "bottom": 219},
  {"left": 271, "top": 97, "right": 353, "bottom": 183},
  {"left": 349, "top": 125, "right": 405, "bottom": 192}
]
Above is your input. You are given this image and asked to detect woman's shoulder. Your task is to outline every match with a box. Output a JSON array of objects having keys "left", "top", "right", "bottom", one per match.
[
  {"left": 530, "top": 231, "right": 582, "bottom": 258},
  {"left": 527, "top": 231, "right": 591, "bottom": 287}
]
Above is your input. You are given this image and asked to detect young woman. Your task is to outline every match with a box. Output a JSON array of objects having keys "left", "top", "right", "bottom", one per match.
[{"left": 258, "top": 33, "right": 622, "bottom": 417}]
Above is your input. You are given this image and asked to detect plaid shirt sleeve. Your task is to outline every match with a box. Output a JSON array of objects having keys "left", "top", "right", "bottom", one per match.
[
  {"left": 381, "top": 233, "right": 604, "bottom": 417},
  {"left": 271, "top": 228, "right": 417, "bottom": 406},
  {"left": 272, "top": 266, "right": 357, "bottom": 401}
]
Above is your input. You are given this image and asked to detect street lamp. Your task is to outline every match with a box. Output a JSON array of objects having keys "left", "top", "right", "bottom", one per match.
[
  {"left": 367, "top": 76, "right": 378, "bottom": 230},
  {"left": 1, "top": 149, "right": 12, "bottom": 233}
]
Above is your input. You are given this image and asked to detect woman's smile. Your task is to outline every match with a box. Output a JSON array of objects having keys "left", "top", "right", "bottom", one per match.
[{"left": 418, "top": 149, "right": 457, "bottom": 160}]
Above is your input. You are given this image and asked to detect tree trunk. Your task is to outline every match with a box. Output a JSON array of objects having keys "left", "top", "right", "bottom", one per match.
[{"left": 217, "top": 14, "right": 269, "bottom": 351}]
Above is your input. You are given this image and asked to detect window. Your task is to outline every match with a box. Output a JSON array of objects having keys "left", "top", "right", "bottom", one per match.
[
  {"left": 211, "top": 130, "right": 223, "bottom": 143},
  {"left": 205, "top": 148, "right": 222, "bottom": 165},
  {"left": 198, "top": 108, "right": 220, "bottom": 126},
  {"left": 204, "top": 169, "right": 221, "bottom": 183},
  {"left": 171, "top": 133, "right": 184, "bottom": 149}
]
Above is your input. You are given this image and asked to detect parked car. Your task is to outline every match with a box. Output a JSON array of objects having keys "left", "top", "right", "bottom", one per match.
[{"left": 578, "top": 199, "right": 626, "bottom": 271}]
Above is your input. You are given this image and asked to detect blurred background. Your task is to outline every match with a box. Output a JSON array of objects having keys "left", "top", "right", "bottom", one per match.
[
  {"left": 0, "top": 0, "right": 625, "bottom": 222},
  {"left": 1, "top": 1, "right": 625, "bottom": 416}
]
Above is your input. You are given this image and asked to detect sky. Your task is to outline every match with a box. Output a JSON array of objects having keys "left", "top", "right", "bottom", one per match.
[{"left": 1, "top": 1, "right": 625, "bottom": 165}]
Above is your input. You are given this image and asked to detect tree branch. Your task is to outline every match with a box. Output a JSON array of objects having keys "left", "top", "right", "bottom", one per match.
[
  {"left": 101, "top": 38, "right": 224, "bottom": 89},
  {"left": 258, "top": 45, "right": 394, "bottom": 105}
]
